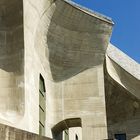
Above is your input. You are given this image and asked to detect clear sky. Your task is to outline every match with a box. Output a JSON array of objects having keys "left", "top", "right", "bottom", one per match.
[{"left": 72, "top": 0, "right": 140, "bottom": 63}]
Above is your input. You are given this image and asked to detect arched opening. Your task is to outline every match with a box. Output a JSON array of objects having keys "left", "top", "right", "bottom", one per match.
[{"left": 52, "top": 118, "right": 82, "bottom": 140}]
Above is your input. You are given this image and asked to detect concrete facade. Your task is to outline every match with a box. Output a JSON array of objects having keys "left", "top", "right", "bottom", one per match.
[
  {"left": 0, "top": 0, "right": 140, "bottom": 140},
  {"left": 105, "top": 44, "right": 140, "bottom": 140}
]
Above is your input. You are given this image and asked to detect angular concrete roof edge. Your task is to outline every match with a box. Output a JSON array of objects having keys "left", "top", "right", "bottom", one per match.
[
  {"left": 106, "top": 43, "right": 140, "bottom": 80},
  {"left": 62, "top": 0, "right": 114, "bottom": 25}
]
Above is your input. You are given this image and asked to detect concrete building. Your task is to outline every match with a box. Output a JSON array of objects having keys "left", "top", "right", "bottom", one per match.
[{"left": 0, "top": 0, "right": 140, "bottom": 139}]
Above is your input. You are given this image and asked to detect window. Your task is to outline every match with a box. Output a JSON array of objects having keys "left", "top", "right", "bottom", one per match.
[
  {"left": 39, "top": 74, "right": 46, "bottom": 136},
  {"left": 114, "top": 133, "right": 126, "bottom": 140},
  {"left": 76, "top": 134, "right": 78, "bottom": 140},
  {"left": 64, "top": 129, "right": 69, "bottom": 140}
]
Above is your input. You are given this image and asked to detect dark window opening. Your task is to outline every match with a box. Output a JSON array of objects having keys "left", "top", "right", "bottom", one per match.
[
  {"left": 114, "top": 133, "right": 126, "bottom": 140},
  {"left": 76, "top": 134, "right": 78, "bottom": 140},
  {"left": 39, "top": 74, "right": 46, "bottom": 136}
]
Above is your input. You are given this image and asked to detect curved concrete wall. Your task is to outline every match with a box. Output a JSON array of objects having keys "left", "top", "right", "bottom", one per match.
[
  {"left": 34, "top": 0, "right": 113, "bottom": 82},
  {"left": 0, "top": 0, "right": 113, "bottom": 139},
  {"left": 106, "top": 44, "right": 140, "bottom": 99},
  {"left": 0, "top": 0, "right": 139, "bottom": 139},
  {"left": 105, "top": 44, "right": 140, "bottom": 140},
  {"left": 24, "top": 0, "right": 113, "bottom": 139}
]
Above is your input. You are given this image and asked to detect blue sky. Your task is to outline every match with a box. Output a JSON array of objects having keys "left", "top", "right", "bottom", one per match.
[{"left": 72, "top": 0, "right": 140, "bottom": 63}]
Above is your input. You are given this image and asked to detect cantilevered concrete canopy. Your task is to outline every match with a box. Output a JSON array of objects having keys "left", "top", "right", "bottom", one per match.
[{"left": 34, "top": 0, "right": 113, "bottom": 81}]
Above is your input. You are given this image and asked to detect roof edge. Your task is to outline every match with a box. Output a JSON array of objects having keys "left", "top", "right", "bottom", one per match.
[
  {"left": 63, "top": 0, "right": 114, "bottom": 25},
  {"left": 107, "top": 43, "right": 140, "bottom": 80}
]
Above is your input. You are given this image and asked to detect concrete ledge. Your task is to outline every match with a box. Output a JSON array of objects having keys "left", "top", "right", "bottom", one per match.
[{"left": 0, "top": 123, "right": 52, "bottom": 140}]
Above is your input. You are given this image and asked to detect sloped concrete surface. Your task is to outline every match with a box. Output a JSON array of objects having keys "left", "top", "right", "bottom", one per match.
[
  {"left": 107, "top": 44, "right": 140, "bottom": 80},
  {"left": 105, "top": 44, "right": 140, "bottom": 139},
  {"left": 106, "top": 44, "right": 140, "bottom": 99}
]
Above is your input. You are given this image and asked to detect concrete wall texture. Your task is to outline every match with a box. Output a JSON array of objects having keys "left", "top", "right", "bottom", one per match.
[{"left": 0, "top": 0, "right": 140, "bottom": 140}]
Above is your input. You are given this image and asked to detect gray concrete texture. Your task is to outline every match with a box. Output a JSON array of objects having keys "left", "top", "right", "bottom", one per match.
[
  {"left": 23, "top": 0, "right": 113, "bottom": 139},
  {"left": 0, "top": 0, "right": 24, "bottom": 126},
  {"left": 0, "top": 123, "right": 52, "bottom": 140},
  {"left": 105, "top": 44, "right": 140, "bottom": 140},
  {"left": 0, "top": 0, "right": 140, "bottom": 140}
]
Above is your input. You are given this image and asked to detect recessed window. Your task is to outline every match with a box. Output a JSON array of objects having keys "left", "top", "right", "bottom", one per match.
[
  {"left": 76, "top": 134, "right": 78, "bottom": 140},
  {"left": 114, "top": 133, "right": 126, "bottom": 140},
  {"left": 39, "top": 74, "right": 46, "bottom": 136},
  {"left": 64, "top": 129, "right": 69, "bottom": 140}
]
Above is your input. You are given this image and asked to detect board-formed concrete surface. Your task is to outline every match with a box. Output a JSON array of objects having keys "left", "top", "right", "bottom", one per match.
[{"left": 0, "top": 0, "right": 140, "bottom": 140}]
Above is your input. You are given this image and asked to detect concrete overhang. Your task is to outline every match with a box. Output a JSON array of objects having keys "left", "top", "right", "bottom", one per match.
[
  {"left": 63, "top": 0, "right": 114, "bottom": 25},
  {"left": 35, "top": 0, "right": 114, "bottom": 82},
  {"left": 105, "top": 44, "right": 140, "bottom": 99}
]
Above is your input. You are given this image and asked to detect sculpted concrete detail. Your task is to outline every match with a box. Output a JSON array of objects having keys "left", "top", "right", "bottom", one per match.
[
  {"left": 0, "top": 0, "right": 140, "bottom": 140},
  {"left": 105, "top": 71, "right": 140, "bottom": 140},
  {"left": 35, "top": 0, "right": 113, "bottom": 81},
  {"left": 107, "top": 44, "right": 140, "bottom": 80},
  {"left": 106, "top": 44, "right": 140, "bottom": 99},
  {"left": 105, "top": 44, "right": 140, "bottom": 140},
  {"left": 24, "top": 0, "right": 113, "bottom": 139},
  {"left": 52, "top": 118, "right": 81, "bottom": 138}
]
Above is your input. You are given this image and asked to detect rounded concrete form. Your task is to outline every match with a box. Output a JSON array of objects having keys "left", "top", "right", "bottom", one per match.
[
  {"left": 34, "top": 0, "right": 113, "bottom": 81},
  {"left": 105, "top": 44, "right": 140, "bottom": 140},
  {"left": 24, "top": 0, "right": 113, "bottom": 139},
  {"left": 106, "top": 44, "right": 140, "bottom": 99}
]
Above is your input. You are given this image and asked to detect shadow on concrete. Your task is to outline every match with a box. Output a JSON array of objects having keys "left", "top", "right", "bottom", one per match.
[
  {"left": 43, "top": 0, "right": 112, "bottom": 82},
  {"left": 0, "top": 0, "right": 24, "bottom": 73},
  {"left": 104, "top": 60, "right": 140, "bottom": 140},
  {"left": 0, "top": 0, "right": 25, "bottom": 118}
]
